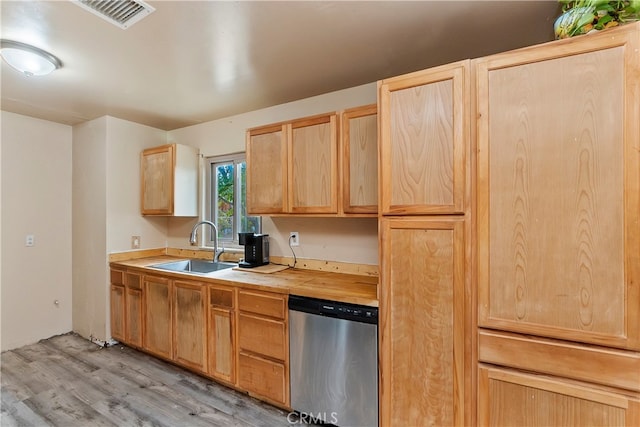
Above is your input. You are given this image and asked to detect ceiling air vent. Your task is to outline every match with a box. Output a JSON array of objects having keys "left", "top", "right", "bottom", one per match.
[{"left": 73, "top": 0, "right": 155, "bottom": 29}]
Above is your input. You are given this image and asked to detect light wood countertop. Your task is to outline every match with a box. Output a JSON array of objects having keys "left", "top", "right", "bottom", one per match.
[{"left": 110, "top": 255, "right": 378, "bottom": 307}]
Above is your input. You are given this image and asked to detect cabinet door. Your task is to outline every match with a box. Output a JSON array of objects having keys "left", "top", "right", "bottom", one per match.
[
  {"left": 478, "top": 365, "right": 640, "bottom": 427},
  {"left": 208, "top": 285, "right": 235, "bottom": 384},
  {"left": 173, "top": 280, "right": 207, "bottom": 372},
  {"left": 289, "top": 114, "right": 338, "bottom": 214},
  {"left": 209, "top": 307, "right": 234, "bottom": 383},
  {"left": 110, "top": 284, "right": 126, "bottom": 342},
  {"left": 126, "top": 289, "right": 143, "bottom": 348},
  {"left": 476, "top": 25, "right": 640, "bottom": 350},
  {"left": 342, "top": 104, "right": 378, "bottom": 214},
  {"left": 141, "top": 144, "right": 174, "bottom": 215},
  {"left": 379, "top": 217, "right": 466, "bottom": 427},
  {"left": 246, "top": 125, "right": 288, "bottom": 214},
  {"left": 143, "top": 276, "right": 172, "bottom": 360},
  {"left": 125, "top": 272, "right": 143, "bottom": 348},
  {"left": 379, "top": 60, "right": 469, "bottom": 215}
]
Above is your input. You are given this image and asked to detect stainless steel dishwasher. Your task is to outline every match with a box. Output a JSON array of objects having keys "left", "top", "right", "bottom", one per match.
[{"left": 289, "top": 295, "right": 378, "bottom": 427}]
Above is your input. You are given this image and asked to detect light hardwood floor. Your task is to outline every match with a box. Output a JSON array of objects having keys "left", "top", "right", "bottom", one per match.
[{"left": 1, "top": 333, "right": 292, "bottom": 426}]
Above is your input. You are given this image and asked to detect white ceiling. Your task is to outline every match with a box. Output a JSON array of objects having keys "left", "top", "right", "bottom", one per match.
[{"left": 1, "top": 1, "right": 561, "bottom": 131}]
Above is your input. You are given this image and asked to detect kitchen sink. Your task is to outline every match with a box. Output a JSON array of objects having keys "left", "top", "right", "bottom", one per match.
[{"left": 150, "top": 259, "right": 236, "bottom": 274}]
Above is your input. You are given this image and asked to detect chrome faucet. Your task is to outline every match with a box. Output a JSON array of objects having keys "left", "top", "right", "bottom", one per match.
[{"left": 189, "top": 220, "right": 223, "bottom": 262}]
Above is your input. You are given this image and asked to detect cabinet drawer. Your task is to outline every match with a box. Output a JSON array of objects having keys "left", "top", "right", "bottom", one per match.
[
  {"left": 238, "top": 313, "right": 286, "bottom": 361},
  {"left": 478, "top": 365, "right": 640, "bottom": 427},
  {"left": 479, "top": 329, "right": 640, "bottom": 392},
  {"left": 110, "top": 269, "right": 125, "bottom": 285},
  {"left": 238, "top": 352, "right": 287, "bottom": 406},
  {"left": 238, "top": 290, "right": 286, "bottom": 319},
  {"left": 210, "top": 285, "right": 234, "bottom": 309},
  {"left": 126, "top": 272, "right": 141, "bottom": 290}
]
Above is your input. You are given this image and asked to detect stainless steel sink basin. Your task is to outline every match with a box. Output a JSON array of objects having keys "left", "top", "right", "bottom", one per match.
[{"left": 150, "top": 259, "right": 236, "bottom": 274}]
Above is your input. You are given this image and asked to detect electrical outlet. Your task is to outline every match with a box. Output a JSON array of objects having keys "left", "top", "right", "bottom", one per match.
[
  {"left": 25, "top": 234, "right": 35, "bottom": 247},
  {"left": 131, "top": 235, "right": 141, "bottom": 249},
  {"left": 290, "top": 231, "right": 300, "bottom": 246}
]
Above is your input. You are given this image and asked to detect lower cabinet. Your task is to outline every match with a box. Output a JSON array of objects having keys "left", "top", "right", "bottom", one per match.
[
  {"left": 237, "top": 289, "right": 289, "bottom": 407},
  {"left": 238, "top": 352, "right": 287, "bottom": 405},
  {"left": 143, "top": 275, "right": 173, "bottom": 360},
  {"left": 110, "top": 269, "right": 142, "bottom": 347},
  {"left": 379, "top": 217, "right": 468, "bottom": 426},
  {"left": 125, "top": 272, "right": 143, "bottom": 348},
  {"left": 110, "top": 267, "right": 290, "bottom": 409},
  {"left": 208, "top": 284, "right": 236, "bottom": 384},
  {"left": 173, "top": 280, "right": 207, "bottom": 372},
  {"left": 110, "top": 283, "right": 126, "bottom": 342},
  {"left": 478, "top": 365, "right": 640, "bottom": 426}
]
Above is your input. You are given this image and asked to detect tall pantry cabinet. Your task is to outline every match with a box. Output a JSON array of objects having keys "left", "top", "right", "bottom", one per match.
[
  {"left": 378, "top": 60, "right": 472, "bottom": 427},
  {"left": 475, "top": 23, "right": 640, "bottom": 425}
]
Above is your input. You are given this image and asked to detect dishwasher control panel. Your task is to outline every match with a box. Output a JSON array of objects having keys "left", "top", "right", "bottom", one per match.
[{"left": 289, "top": 295, "right": 378, "bottom": 324}]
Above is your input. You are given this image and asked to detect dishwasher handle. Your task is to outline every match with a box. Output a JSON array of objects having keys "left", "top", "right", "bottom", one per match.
[{"left": 289, "top": 295, "right": 378, "bottom": 324}]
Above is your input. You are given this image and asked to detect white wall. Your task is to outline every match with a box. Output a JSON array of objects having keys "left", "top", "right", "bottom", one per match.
[
  {"left": 167, "top": 83, "right": 379, "bottom": 265},
  {"left": 105, "top": 116, "right": 169, "bottom": 253},
  {"left": 1, "top": 111, "right": 73, "bottom": 351},
  {"left": 72, "top": 117, "right": 108, "bottom": 342},
  {"left": 73, "top": 116, "right": 168, "bottom": 343}
]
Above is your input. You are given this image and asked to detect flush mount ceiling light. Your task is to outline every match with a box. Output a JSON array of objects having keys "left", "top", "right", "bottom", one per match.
[{"left": 0, "top": 40, "right": 63, "bottom": 77}]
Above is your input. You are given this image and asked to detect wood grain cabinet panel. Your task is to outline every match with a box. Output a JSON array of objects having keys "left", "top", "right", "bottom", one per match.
[
  {"left": 379, "top": 217, "right": 466, "bottom": 426},
  {"left": 208, "top": 285, "right": 236, "bottom": 384},
  {"left": 173, "top": 280, "right": 207, "bottom": 372},
  {"left": 289, "top": 114, "right": 338, "bottom": 214},
  {"left": 237, "top": 289, "right": 289, "bottom": 407},
  {"left": 478, "top": 365, "right": 640, "bottom": 427},
  {"left": 238, "top": 290, "right": 286, "bottom": 319},
  {"left": 246, "top": 125, "right": 288, "bottom": 214},
  {"left": 110, "top": 284, "right": 125, "bottom": 343},
  {"left": 124, "top": 271, "right": 143, "bottom": 348},
  {"left": 379, "top": 60, "right": 469, "bottom": 215},
  {"left": 125, "top": 288, "right": 143, "bottom": 348},
  {"left": 143, "top": 275, "right": 172, "bottom": 360},
  {"left": 238, "top": 314, "right": 286, "bottom": 361},
  {"left": 246, "top": 112, "right": 347, "bottom": 216},
  {"left": 476, "top": 24, "right": 640, "bottom": 350},
  {"left": 140, "top": 143, "right": 198, "bottom": 216},
  {"left": 342, "top": 104, "right": 378, "bottom": 214},
  {"left": 110, "top": 269, "right": 142, "bottom": 347},
  {"left": 238, "top": 352, "right": 287, "bottom": 406}
]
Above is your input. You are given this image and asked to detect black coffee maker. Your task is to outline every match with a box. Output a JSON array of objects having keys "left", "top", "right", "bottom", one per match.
[{"left": 238, "top": 233, "right": 270, "bottom": 268}]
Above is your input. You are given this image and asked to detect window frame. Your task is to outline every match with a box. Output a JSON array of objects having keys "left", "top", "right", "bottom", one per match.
[{"left": 205, "top": 152, "right": 260, "bottom": 247}]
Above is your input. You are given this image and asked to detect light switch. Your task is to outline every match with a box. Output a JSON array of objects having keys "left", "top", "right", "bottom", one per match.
[{"left": 25, "top": 234, "right": 35, "bottom": 247}]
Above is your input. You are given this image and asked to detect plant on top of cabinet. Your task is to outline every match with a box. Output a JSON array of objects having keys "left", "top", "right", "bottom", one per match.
[
  {"left": 554, "top": 0, "right": 640, "bottom": 39},
  {"left": 141, "top": 143, "right": 198, "bottom": 216}
]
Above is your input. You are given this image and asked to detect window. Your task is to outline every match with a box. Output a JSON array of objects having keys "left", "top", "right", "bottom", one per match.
[{"left": 206, "top": 153, "right": 261, "bottom": 246}]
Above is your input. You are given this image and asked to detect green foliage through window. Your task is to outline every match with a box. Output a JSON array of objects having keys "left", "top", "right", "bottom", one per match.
[{"left": 207, "top": 155, "right": 260, "bottom": 244}]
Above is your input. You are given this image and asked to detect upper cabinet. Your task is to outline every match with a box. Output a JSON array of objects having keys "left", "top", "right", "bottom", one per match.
[
  {"left": 247, "top": 113, "right": 338, "bottom": 215},
  {"left": 289, "top": 114, "right": 338, "bottom": 214},
  {"left": 342, "top": 104, "right": 378, "bottom": 215},
  {"left": 246, "top": 125, "right": 288, "bottom": 214},
  {"left": 378, "top": 61, "right": 470, "bottom": 215},
  {"left": 141, "top": 143, "right": 198, "bottom": 216},
  {"left": 247, "top": 110, "right": 377, "bottom": 216},
  {"left": 476, "top": 23, "right": 640, "bottom": 351}
]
